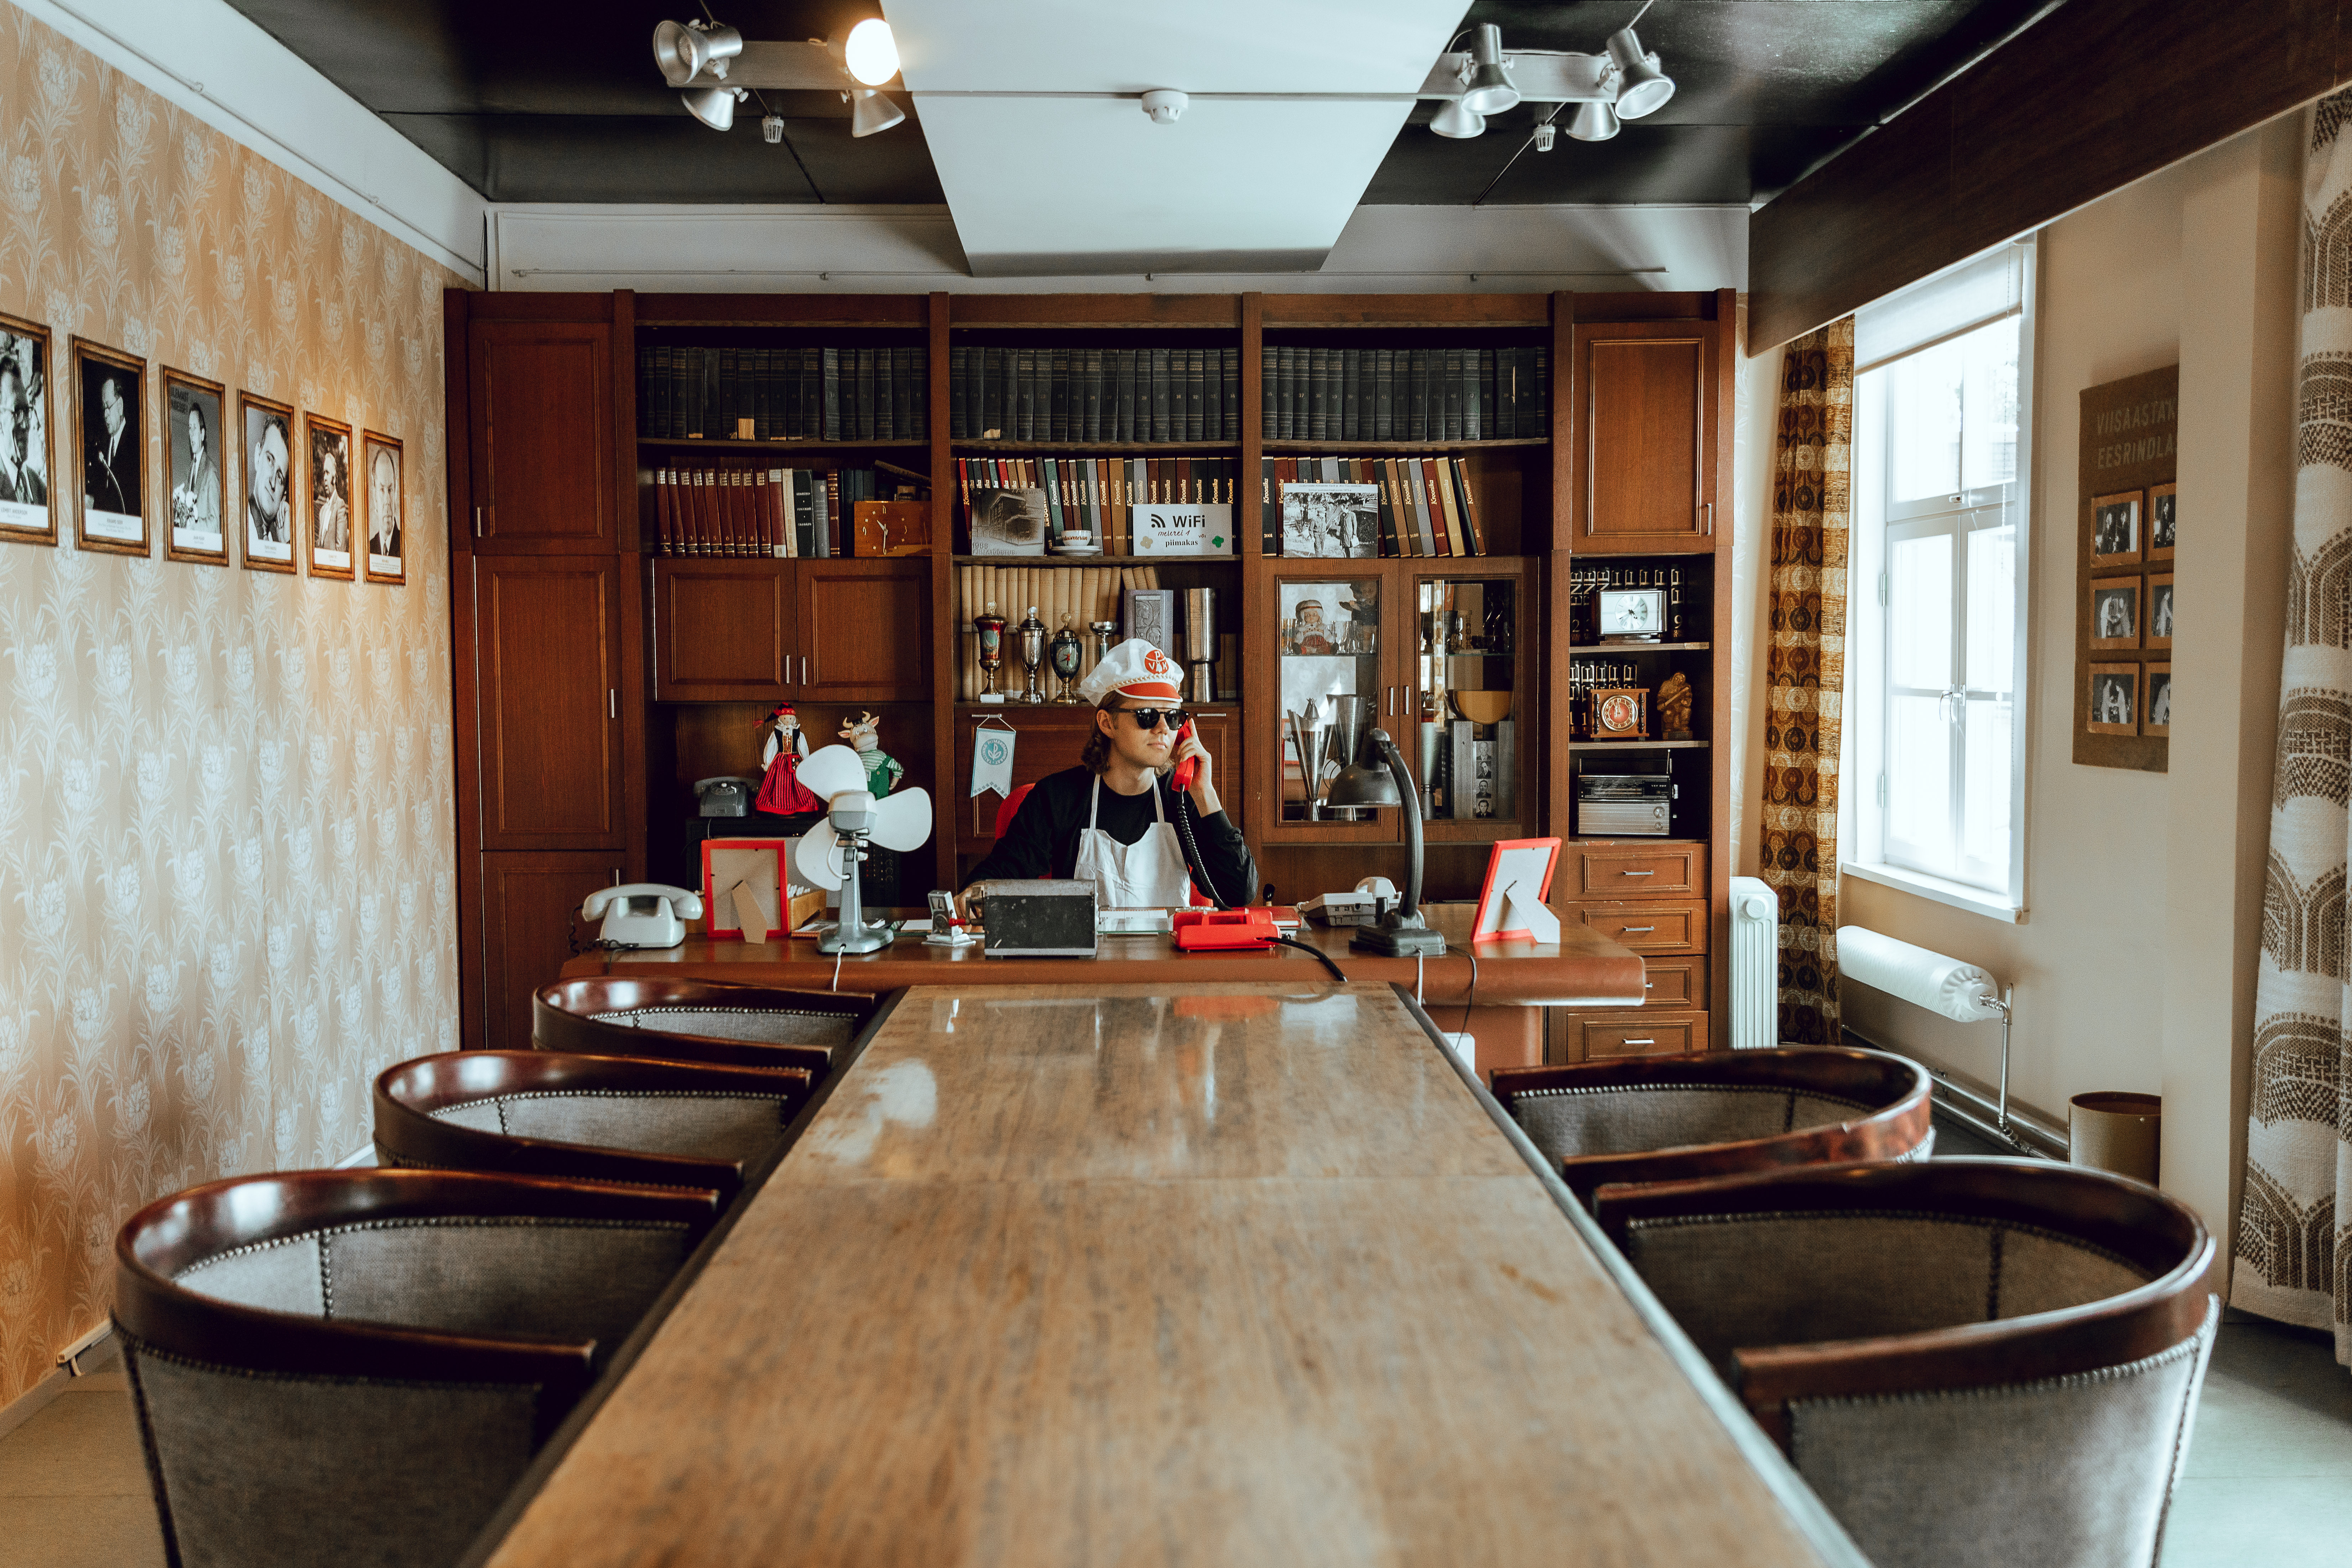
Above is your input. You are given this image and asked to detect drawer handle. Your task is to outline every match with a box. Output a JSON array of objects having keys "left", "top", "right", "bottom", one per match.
[
  {"left": 1620, "top": 869, "right": 1655, "bottom": 877},
  {"left": 1623, "top": 1038, "right": 1657, "bottom": 1046},
  {"left": 1645, "top": 980, "right": 1654, "bottom": 989},
  {"left": 1620, "top": 924, "right": 1655, "bottom": 933}
]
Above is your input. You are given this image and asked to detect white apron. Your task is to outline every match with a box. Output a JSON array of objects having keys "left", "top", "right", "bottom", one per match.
[{"left": 1074, "top": 776, "right": 1192, "bottom": 909}]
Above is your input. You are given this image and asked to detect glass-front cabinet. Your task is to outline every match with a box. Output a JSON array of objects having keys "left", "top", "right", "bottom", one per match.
[{"left": 1261, "top": 559, "right": 1534, "bottom": 845}]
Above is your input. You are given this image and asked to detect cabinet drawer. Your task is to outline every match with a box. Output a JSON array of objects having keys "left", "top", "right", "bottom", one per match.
[
  {"left": 1576, "top": 1012, "right": 1709, "bottom": 1061},
  {"left": 1571, "top": 842, "right": 1705, "bottom": 898},
  {"left": 1572, "top": 900, "right": 1706, "bottom": 954},
  {"left": 1636, "top": 956, "right": 1708, "bottom": 1011}
]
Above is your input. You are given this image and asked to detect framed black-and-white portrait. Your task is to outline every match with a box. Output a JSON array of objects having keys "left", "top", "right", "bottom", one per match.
[
  {"left": 1279, "top": 482, "right": 1378, "bottom": 559},
  {"left": 2090, "top": 489, "right": 2141, "bottom": 568},
  {"left": 162, "top": 367, "right": 227, "bottom": 566},
  {"left": 305, "top": 412, "right": 354, "bottom": 581},
  {"left": 2147, "top": 574, "right": 2174, "bottom": 651},
  {"left": 362, "top": 430, "right": 404, "bottom": 585},
  {"left": 72, "top": 337, "right": 146, "bottom": 555},
  {"left": 2148, "top": 482, "right": 2176, "bottom": 562},
  {"left": 2089, "top": 577, "right": 2140, "bottom": 651},
  {"left": 2145, "top": 663, "right": 2171, "bottom": 738},
  {"left": 239, "top": 390, "right": 296, "bottom": 573},
  {"left": 2088, "top": 663, "right": 2139, "bottom": 736},
  {"left": 0, "top": 310, "right": 55, "bottom": 546}
]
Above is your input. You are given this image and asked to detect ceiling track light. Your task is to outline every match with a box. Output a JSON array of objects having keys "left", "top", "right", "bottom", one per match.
[
  {"left": 848, "top": 88, "right": 904, "bottom": 138},
  {"left": 654, "top": 19, "right": 743, "bottom": 88},
  {"left": 653, "top": 16, "right": 905, "bottom": 137},
  {"left": 1458, "top": 23, "right": 1519, "bottom": 116},
  {"left": 1567, "top": 100, "right": 1619, "bottom": 142},
  {"left": 1421, "top": 20, "right": 1674, "bottom": 142},
  {"left": 1431, "top": 98, "right": 1485, "bottom": 140}
]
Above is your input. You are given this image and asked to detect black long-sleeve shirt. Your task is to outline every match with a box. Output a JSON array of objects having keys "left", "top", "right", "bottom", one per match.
[{"left": 963, "top": 766, "right": 1256, "bottom": 907}]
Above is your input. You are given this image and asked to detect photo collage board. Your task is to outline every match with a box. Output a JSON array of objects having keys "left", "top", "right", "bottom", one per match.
[
  {"left": 2075, "top": 365, "right": 2177, "bottom": 771},
  {"left": 0, "top": 307, "right": 404, "bottom": 584}
]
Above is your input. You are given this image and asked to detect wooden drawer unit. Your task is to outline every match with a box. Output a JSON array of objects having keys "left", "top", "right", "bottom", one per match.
[
  {"left": 1569, "top": 841, "right": 1706, "bottom": 899},
  {"left": 1571, "top": 900, "right": 1706, "bottom": 955},
  {"left": 1634, "top": 955, "right": 1708, "bottom": 1011},
  {"left": 1575, "top": 1011, "right": 1710, "bottom": 1061}
]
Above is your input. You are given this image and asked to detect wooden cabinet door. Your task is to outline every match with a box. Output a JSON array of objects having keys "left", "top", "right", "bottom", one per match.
[
  {"left": 475, "top": 558, "right": 624, "bottom": 850},
  {"left": 1256, "top": 562, "right": 1404, "bottom": 845},
  {"left": 796, "top": 559, "right": 930, "bottom": 702},
  {"left": 1401, "top": 557, "right": 1537, "bottom": 844},
  {"left": 654, "top": 558, "right": 793, "bottom": 702},
  {"left": 1571, "top": 320, "right": 1715, "bottom": 552},
  {"left": 469, "top": 320, "right": 615, "bottom": 551},
  {"left": 480, "top": 853, "right": 625, "bottom": 1051}
]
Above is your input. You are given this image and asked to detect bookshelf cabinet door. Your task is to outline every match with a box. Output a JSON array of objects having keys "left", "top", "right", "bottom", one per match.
[
  {"left": 1404, "top": 558, "right": 1536, "bottom": 843},
  {"left": 475, "top": 557, "right": 626, "bottom": 850},
  {"left": 1258, "top": 565, "right": 1402, "bottom": 846},
  {"left": 469, "top": 320, "right": 616, "bottom": 552},
  {"left": 654, "top": 559, "right": 794, "bottom": 703},
  {"left": 479, "top": 852, "right": 628, "bottom": 1051},
  {"left": 796, "top": 559, "right": 931, "bottom": 702},
  {"left": 1571, "top": 321, "right": 1716, "bottom": 553}
]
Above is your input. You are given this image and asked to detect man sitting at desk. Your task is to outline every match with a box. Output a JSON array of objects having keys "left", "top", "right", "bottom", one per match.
[{"left": 961, "top": 638, "right": 1254, "bottom": 913}]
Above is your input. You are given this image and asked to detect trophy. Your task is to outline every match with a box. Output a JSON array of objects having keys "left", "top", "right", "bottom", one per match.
[
  {"left": 1049, "top": 616, "right": 1084, "bottom": 703},
  {"left": 1016, "top": 604, "right": 1046, "bottom": 704},
  {"left": 973, "top": 602, "right": 1008, "bottom": 703},
  {"left": 1088, "top": 619, "right": 1117, "bottom": 672},
  {"left": 1182, "top": 587, "right": 1217, "bottom": 705}
]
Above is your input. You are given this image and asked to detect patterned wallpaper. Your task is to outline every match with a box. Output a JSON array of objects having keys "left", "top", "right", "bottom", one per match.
[{"left": 0, "top": 9, "right": 462, "bottom": 1406}]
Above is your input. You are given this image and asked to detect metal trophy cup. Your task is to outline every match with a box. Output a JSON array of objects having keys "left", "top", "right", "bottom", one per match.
[
  {"left": 1049, "top": 617, "right": 1084, "bottom": 703},
  {"left": 973, "top": 603, "right": 1008, "bottom": 703},
  {"left": 1182, "top": 587, "right": 1217, "bottom": 704},
  {"left": 1088, "top": 620, "right": 1116, "bottom": 671},
  {"left": 1327, "top": 694, "right": 1366, "bottom": 820},
  {"left": 1016, "top": 605, "right": 1047, "bottom": 704}
]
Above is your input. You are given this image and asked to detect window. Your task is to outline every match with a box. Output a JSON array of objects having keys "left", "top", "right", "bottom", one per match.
[{"left": 1847, "top": 242, "right": 2033, "bottom": 920}]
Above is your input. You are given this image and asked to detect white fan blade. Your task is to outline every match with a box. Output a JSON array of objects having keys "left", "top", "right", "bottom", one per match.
[
  {"left": 797, "top": 744, "right": 868, "bottom": 802},
  {"left": 796, "top": 821, "right": 846, "bottom": 890},
  {"left": 869, "top": 787, "right": 934, "bottom": 852}
]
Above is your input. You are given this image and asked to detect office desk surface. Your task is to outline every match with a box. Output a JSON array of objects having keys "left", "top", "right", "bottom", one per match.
[
  {"left": 562, "top": 902, "right": 1648, "bottom": 1009},
  {"left": 475, "top": 983, "right": 1852, "bottom": 1568}
]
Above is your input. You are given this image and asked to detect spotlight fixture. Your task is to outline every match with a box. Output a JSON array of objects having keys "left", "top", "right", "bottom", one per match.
[
  {"left": 848, "top": 88, "right": 905, "bottom": 138},
  {"left": 1604, "top": 26, "right": 1675, "bottom": 118},
  {"left": 842, "top": 17, "right": 899, "bottom": 86},
  {"left": 1458, "top": 24, "right": 1519, "bottom": 115},
  {"left": 653, "top": 19, "right": 743, "bottom": 88},
  {"left": 1430, "top": 98, "right": 1485, "bottom": 140},
  {"left": 682, "top": 83, "right": 746, "bottom": 132},
  {"left": 1567, "top": 100, "right": 1620, "bottom": 142}
]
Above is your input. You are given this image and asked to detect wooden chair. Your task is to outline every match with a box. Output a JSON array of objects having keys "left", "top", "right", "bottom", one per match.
[
  {"left": 374, "top": 1050, "right": 811, "bottom": 1202},
  {"left": 532, "top": 975, "right": 874, "bottom": 1077},
  {"left": 1490, "top": 1045, "right": 1932, "bottom": 1202},
  {"left": 115, "top": 1168, "right": 719, "bottom": 1568},
  {"left": 1592, "top": 1158, "right": 2219, "bottom": 1568}
]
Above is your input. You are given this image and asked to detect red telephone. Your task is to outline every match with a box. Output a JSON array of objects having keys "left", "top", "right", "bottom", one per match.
[
  {"left": 1172, "top": 907, "right": 1280, "bottom": 950},
  {"left": 1170, "top": 719, "right": 1199, "bottom": 793}
]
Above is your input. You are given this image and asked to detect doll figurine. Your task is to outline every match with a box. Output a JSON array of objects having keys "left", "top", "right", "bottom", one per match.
[
  {"left": 755, "top": 704, "right": 823, "bottom": 814},
  {"left": 840, "top": 710, "right": 904, "bottom": 797}
]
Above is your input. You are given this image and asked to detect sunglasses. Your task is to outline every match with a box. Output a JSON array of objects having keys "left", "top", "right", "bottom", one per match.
[{"left": 1121, "top": 707, "right": 1189, "bottom": 731}]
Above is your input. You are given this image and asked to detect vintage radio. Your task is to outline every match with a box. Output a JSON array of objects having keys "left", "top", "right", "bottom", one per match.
[
  {"left": 1575, "top": 773, "right": 1674, "bottom": 837},
  {"left": 973, "top": 879, "right": 1099, "bottom": 958}
]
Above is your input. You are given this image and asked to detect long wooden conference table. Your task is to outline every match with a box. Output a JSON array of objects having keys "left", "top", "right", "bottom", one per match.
[{"left": 468, "top": 980, "right": 1859, "bottom": 1567}]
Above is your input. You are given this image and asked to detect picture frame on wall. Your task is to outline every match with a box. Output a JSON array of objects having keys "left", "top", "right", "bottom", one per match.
[
  {"left": 304, "top": 411, "right": 354, "bottom": 581},
  {"left": 2089, "top": 577, "right": 2140, "bottom": 650},
  {"left": 2090, "top": 490, "right": 2141, "bottom": 568},
  {"left": 2145, "top": 664, "right": 2172, "bottom": 738},
  {"left": 0, "top": 309, "right": 56, "bottom": 546},
  {"left": 361, "top": 429, "right": 404, "bottom": 585},
  {"left": 2088, "top": 663, "right": 2139, "bottom": 736},
  {"left": 2147, "top": 574, "right": 2174, "bottom": 650},
  {"left": 162, "top": 366, "right": 227, "bottom": 566},
  {"left": 2148, "top": 481, "right": 2176, "bottom": 562},
  {"left": 239, "top": 390, "right": 296, "bottom": 573},
  {"left": 72, "top": 336, "right": 146, "bottom": 555}
]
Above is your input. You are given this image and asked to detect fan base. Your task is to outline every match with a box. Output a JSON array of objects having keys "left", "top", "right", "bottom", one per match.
[{"left": 817, "top": 919, "right": 895, "bottom": 955}]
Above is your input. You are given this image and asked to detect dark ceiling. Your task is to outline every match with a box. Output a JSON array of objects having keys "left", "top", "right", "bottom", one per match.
[{"left": 223, "top": 0, "right": 2057, "bottom": 207}]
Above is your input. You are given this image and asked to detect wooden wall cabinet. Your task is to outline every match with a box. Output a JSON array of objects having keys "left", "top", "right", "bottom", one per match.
[
  {"left": 797, "top": 559, "right": 931, "bottom": 703},
  {"left": 480, "top": 852, "right": 629, "bottom": 1051},
  {"left": 468, "top": 318, "right": 617, "bottom": 551},
  {"left": 651, "top": 557, "right": 931, "bottom": 705},
  {"left": 1568, "top": 319, "right": 1718, "bottom": 553},
  {"left": 474, "top": 558, "right": 627, "bottom": 850}
]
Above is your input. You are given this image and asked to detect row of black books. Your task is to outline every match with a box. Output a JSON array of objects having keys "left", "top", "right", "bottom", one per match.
[
  {"left": 1260, "top": 456, "right": 1489, "bottom": 559},
  {"left": 636, "top": 346, "right": 930, "bottom": 443},
  {"left": 947, "top": 347, "right": 1241, "bottom": 443},
  {"left": 1260, "top": 346, "right": 1546, "bottom": 444},
  {"left": 648, "top": 465, "right": 895, "bottom": 557}
]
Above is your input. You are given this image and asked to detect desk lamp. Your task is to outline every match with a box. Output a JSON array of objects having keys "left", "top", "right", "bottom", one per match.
[
  {"left": 793, "top": 744, "right": 934, "bottom": 955},
  {"left": 1326, "top": 727, "right": 1447, "bottom": 957}
]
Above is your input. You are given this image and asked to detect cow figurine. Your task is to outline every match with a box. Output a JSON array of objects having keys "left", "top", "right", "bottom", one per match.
[{"left": 840, "top": 709, "right": 904, "bottom": 797}]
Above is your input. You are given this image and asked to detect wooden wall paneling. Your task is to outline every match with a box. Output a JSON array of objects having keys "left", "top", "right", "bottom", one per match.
[
  {"left": 947, "top": 294, "right": 1241, "bottom": 329},
  {"left": 481, "top": 852, "right": 628, "bottom": 1052},
  {"left": 929, "top": 292, "right": 956, "bottom": 893},
  {"left": 1710, "top": 289, "right": 1737, "bottom": 1034},
  {"left": 1259, "top": 294, "right": 1551, "bottom": 328},
  {"left": 477, "top": 557, "right": 626, "bottom": 850},
  {"left": 652, "top": 560, "right": 792, "bottom": 702},
  {"left": 444, "top": 288, "right": 486, "bottom": 1049},
  {"left": 1550, "top": 292, "right": 1575, "bottom": 554},
  {"left": 612, "top": 291, "right": 638, "bottom": 554},
  {"left": 469, "top": 312, "right": 617, "bottom": 551},
  {"left": 796, "top": 559, "right": 931, "bottom": 703},
  {"left": 634, "top": 295, "right": 927, "bottom": 327},
  {"left": 1239, "top": 292, "right": 1268, "bottom": 850}
]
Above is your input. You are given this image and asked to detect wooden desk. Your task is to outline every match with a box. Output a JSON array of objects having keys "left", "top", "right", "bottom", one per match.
[
  {"left": 472, "top": 983, "right": 1859, "bottom": 1568},
  {"left": 563, "top": 904, "right": 1648, "bottom": 1077}
]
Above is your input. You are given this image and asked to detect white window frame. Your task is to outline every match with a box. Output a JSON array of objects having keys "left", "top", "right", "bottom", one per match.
[{"left": 1843, "top": 240, "right": 2035, "bottom": 923}]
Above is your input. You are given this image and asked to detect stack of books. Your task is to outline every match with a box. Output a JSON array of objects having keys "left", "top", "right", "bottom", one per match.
[
  {"left": 957, "top": 458, "right": 1235, "bottom": 556},
  {"left": 651, "top": 465, "right": 902, "bottom": 557},
  {"left": 636, "top": 346, "right": 928, "bottom": 442},
  {"left": 1260, "top": 456, "right": 1488, "bottom": 558},
  {"left": 1260, "top": 346, "right": 1546, "bottom": 442},
  {"left": 948, "top": 348, "right": 1240, "bottom": 442}
]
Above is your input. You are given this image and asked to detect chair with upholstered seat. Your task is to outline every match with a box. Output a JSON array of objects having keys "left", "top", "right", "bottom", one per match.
[
  {"left": 374, "top": 1050, "right": 811, "bottom": 1202},
  {"left": 1591, "top": 1158, "right": 2218, "bottom": 1568},
  {"left": 1490, "top": 1045, "right": 1933, "bottom": 1202},
  {"left": 532, "top": 976, "right": 875, "bottom": 1077},
  {"left": 115, "top": 1167, "right": 719, "bottom": 1568}
]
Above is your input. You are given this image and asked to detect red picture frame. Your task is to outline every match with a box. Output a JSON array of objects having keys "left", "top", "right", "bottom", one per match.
[
  {"left": 701, "top": 838, "right": 792, "bottom": 941},
  {"left": 1473, "top": 836, "right": 1562, "bottom": 943}
]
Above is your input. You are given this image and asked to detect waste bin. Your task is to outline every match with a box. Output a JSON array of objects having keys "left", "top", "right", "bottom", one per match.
[{"left": 2068, "top": 1091, "right": 2161, "bottom": 1184}]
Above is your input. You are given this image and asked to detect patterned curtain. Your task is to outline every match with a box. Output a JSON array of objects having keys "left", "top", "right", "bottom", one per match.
[
  {"left": 2236, "top": 92, "right": 2352, "bottom": 1368},
  {"left": 1760, "top": 321, "right": 1854, "bottom": 1046}
]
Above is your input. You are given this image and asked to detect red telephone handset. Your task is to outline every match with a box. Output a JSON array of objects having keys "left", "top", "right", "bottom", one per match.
[{"left": 1170, "top": 720, "right": 1199, "bottom": 793}]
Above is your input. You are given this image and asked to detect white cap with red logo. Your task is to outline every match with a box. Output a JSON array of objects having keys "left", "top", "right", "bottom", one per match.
[{"left": 1079, "top": 637, "right": 1182, "bottom": 705}]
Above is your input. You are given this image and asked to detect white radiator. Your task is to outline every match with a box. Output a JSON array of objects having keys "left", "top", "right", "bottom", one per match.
[{"left": 1728, "top": 876, "right": 1779, "bottom": 1049}]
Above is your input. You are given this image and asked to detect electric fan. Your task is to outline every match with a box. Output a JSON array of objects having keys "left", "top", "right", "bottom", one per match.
[{"left": 792, "top": 744, "right": 934, "bottom": 954}]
